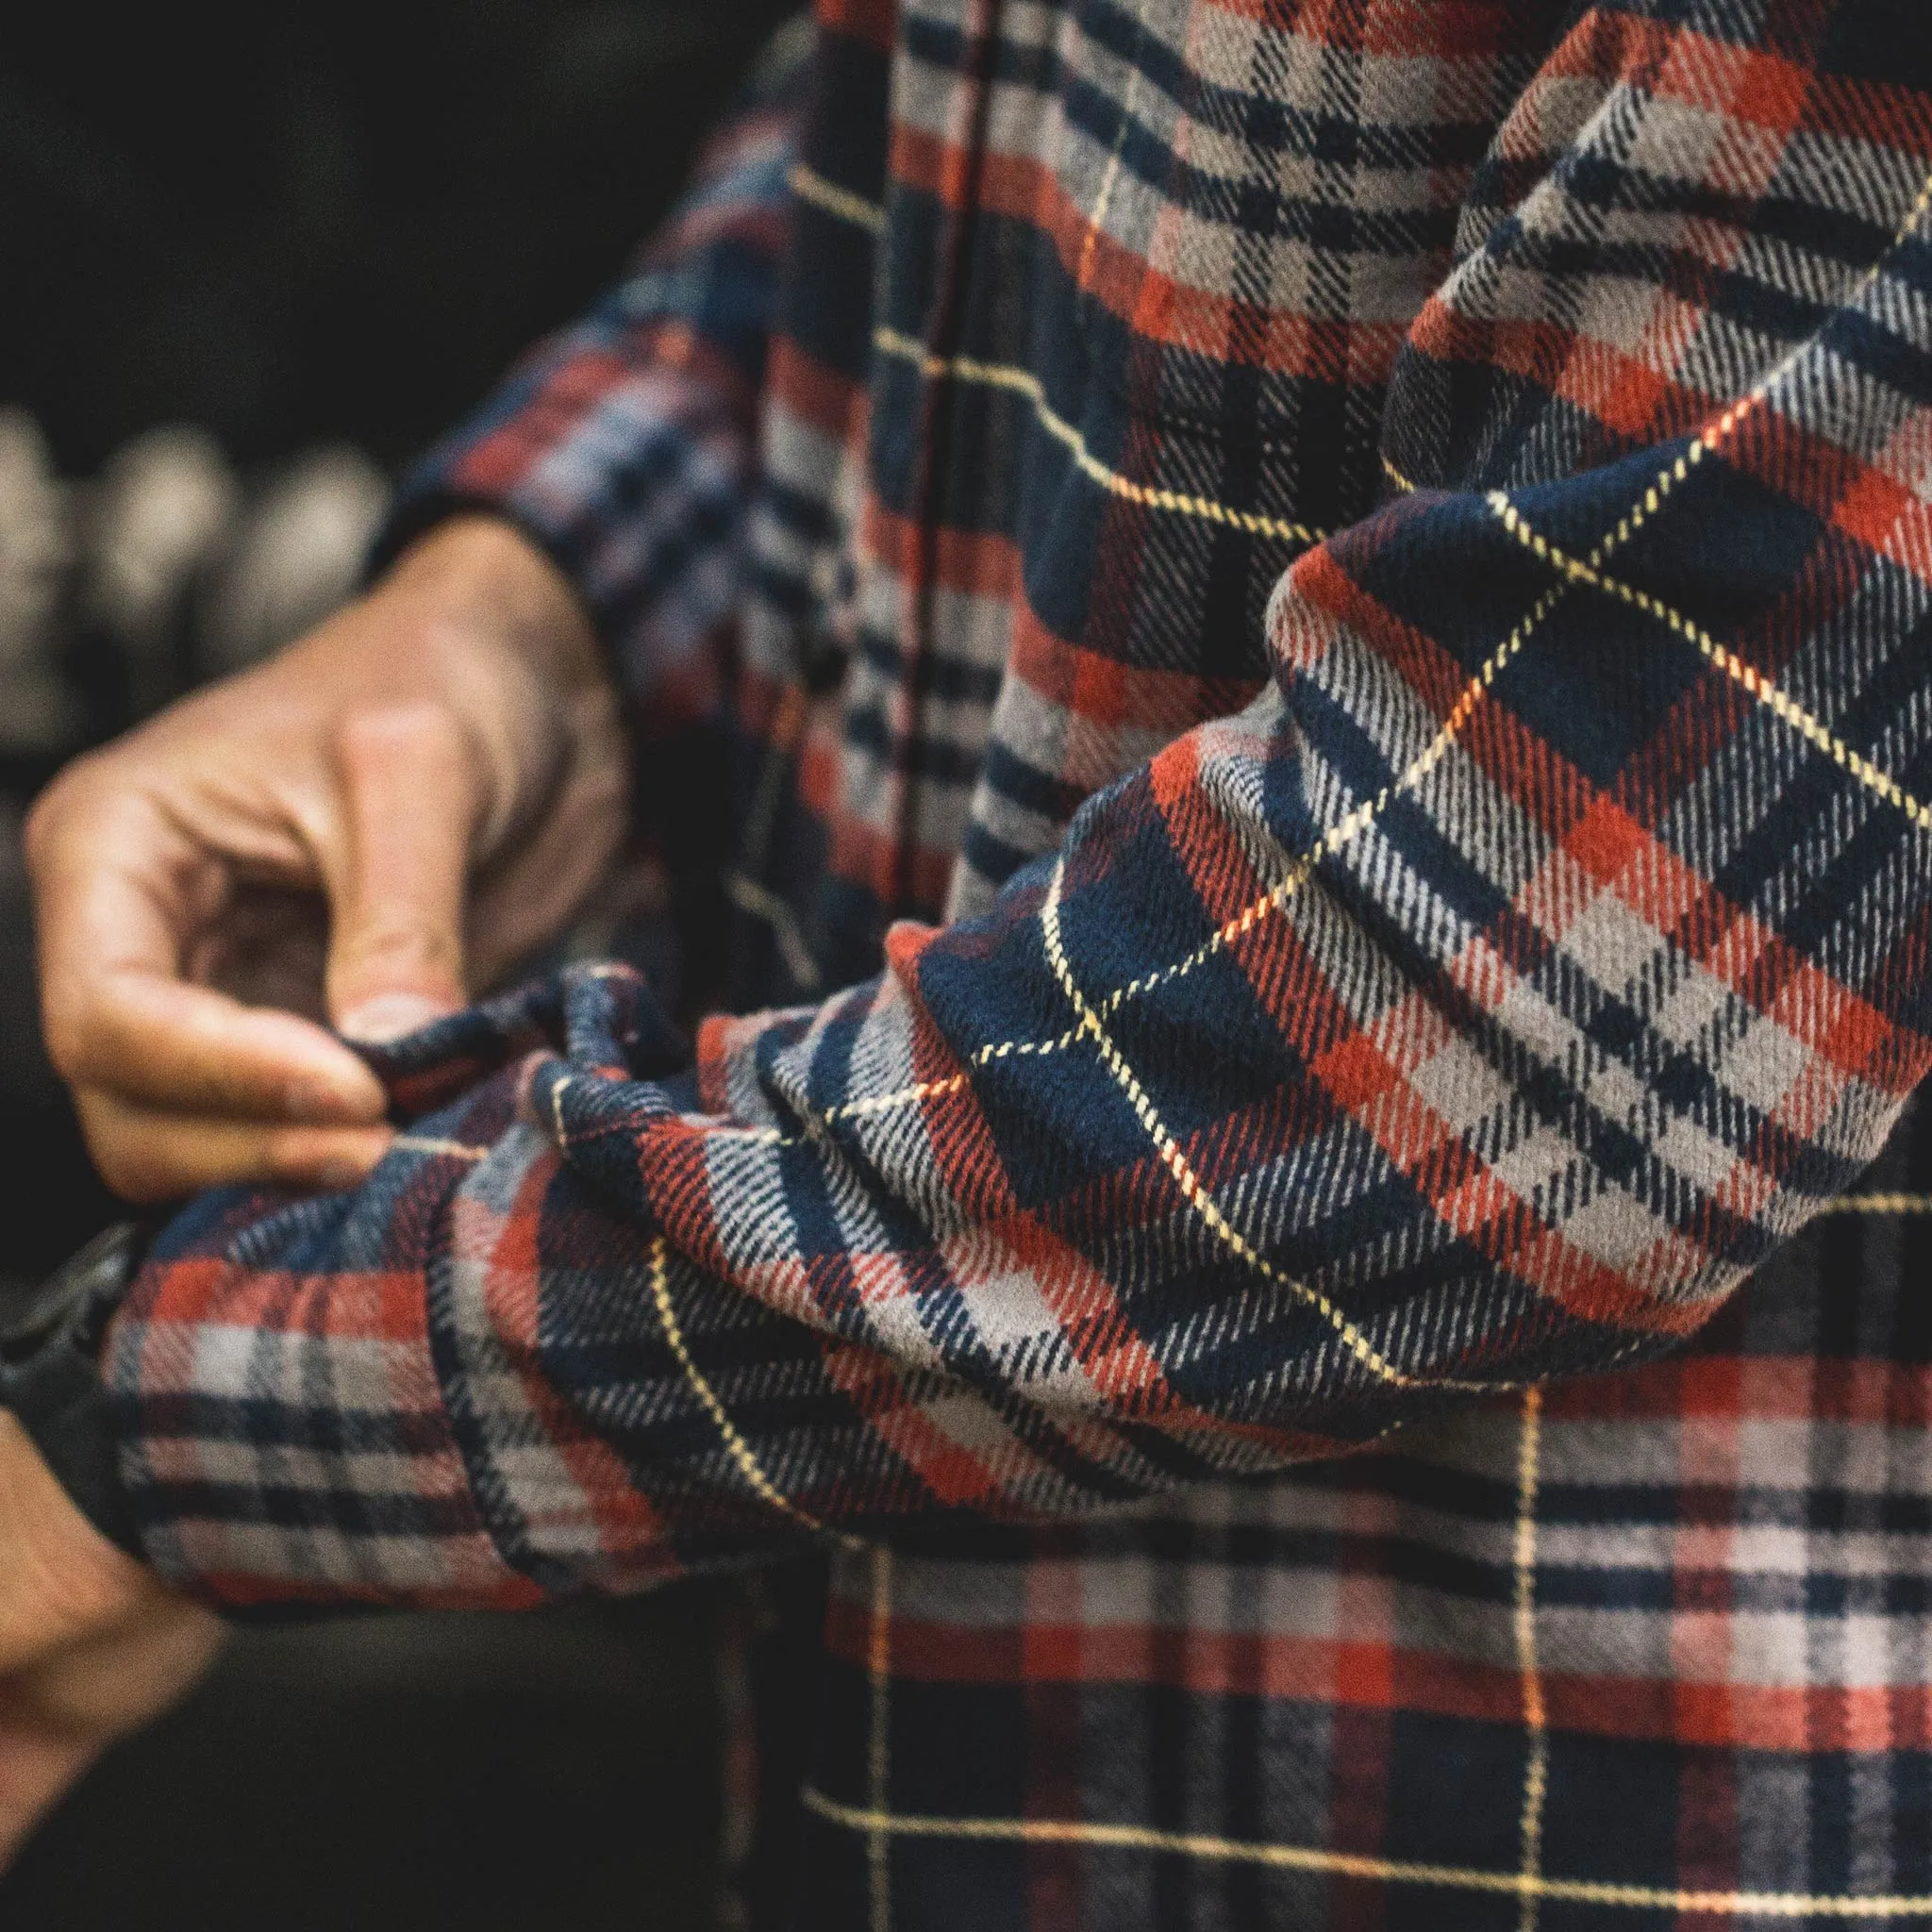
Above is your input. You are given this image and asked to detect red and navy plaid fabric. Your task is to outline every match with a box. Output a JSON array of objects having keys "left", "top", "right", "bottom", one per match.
[{"left": 107, "top": 1, "right": 1932, "bottom": 1923}]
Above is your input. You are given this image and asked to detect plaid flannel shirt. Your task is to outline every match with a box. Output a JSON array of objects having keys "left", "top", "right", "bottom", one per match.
[{"left": 106, "top": 1, "right": 1932, "bottom": 1924}]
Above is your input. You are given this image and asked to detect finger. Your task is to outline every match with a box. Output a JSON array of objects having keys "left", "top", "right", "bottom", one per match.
[
  {"left": 53, "top": 974, "right": 388, "bottom": 1124},
  {"left": 74, "top": 1089, "right": 393, "bottom": 1204},
  {"left": 33, "top": 792, "right": 386, "bottom": 1124},
  {"left": 324, "top": 706, "right": 478, "bottom": 1040}
]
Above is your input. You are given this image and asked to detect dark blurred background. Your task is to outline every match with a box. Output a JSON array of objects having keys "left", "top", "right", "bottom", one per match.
[{"left": 0, "top": 5, "right": 799, "bottom": 1925}]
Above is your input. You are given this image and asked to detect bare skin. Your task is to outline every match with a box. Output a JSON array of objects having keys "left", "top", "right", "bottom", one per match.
[
  {"left": 2, "top": 513, "right": 627, "bottom": 1866},
  {"left": 25, "top": 512, "right": 625, "bottom": 1199},
  {"left": 0, "top": 1414, "right": 223, "bottom": 1872}
]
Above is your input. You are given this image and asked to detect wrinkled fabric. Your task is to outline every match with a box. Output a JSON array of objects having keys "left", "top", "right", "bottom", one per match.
[{"left": 111, "top": 2, "right": 1932, "bottom": 1924}]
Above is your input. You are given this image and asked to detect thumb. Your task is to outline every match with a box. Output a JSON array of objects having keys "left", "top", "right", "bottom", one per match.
[{"left": 325, "top": 705, "right": 478, "bottom": 1041}]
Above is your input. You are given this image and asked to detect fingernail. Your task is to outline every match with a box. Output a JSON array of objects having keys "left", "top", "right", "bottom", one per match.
[{"left": 338, "top": 993, "right": 457, "bottom": 1043}]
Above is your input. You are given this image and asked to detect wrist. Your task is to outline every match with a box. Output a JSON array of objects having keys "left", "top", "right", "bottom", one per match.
[
  {"left": 0, "top": 1414, "right": 145, "bottom": 1659},
  {"left": 386, "top": 513, "right": 607, "bottom": 696}
]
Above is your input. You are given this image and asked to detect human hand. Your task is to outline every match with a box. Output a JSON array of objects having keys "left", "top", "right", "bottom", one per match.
[
  {"left": 0, "top": 1413, "right": 223, "bottom": 1872},
  {"left": 26, "top": 515, "right": 627, "bottom": 1200}
]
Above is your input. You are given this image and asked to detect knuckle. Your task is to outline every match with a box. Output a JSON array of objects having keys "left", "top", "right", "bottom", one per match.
[{"left": 337, "top": 701, "right": 465, "bottom": 772}]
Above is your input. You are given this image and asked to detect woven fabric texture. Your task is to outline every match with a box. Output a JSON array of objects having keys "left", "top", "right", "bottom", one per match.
[{"left": 109, "top": 2, "right": 1932, "bottom": 1923}]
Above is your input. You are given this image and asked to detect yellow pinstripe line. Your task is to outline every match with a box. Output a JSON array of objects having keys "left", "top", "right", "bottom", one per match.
[
  {"left": 721, "top": 1034, "right": 1086, "bottom": 1151},
  {"left": 790, "top": 161, "right": 885, "bottom": 235},
  {"left": 646, "top": 1234, "right": 826, "bottom": 1533},
  {"left": 391, "top": 1135, "right": 489, "bottom": 1161},
  {"left": 1513, "top": 1386, "right": 1547, "bottom": 1932},
  {"left": 785, "top": 160, "right": 1932, "bottom": 1150},
  {"left": 725, "top": 871, "right": 824, "bottom": 991},
  {"left": 798, "top": 1790, "right": 1932, "bottom": 1916},
  {"left": 1073, "top": 566, "right": 1569, "bottom": 1013},
  {"left": 1489, "top": 495, "right": 1932, "bottom": 836},
  {"left": 807, "top": 221, "right": 1774, "bottom": 1147},
  {"left": 545, "top": 176, "right": 1932, "bottom": 1239},
  {"left": 1074, "top": 0, "right": 1147, "bottom": 299},
  {"left": 868, "top": 1546, "right": 894, "bottom": 1932},
  {"left": 708, "top": 564, "right": 1570, "bottom": 1156},
  {"left": 1039, "top": 851, "right": 1507, "bottom": 1395},
  {"left": 873, "top": 325, "right": 1325, "bottom": 548},
  {"left": 1820, "top": 1192, "right": 1932, "bottom": 1215}
]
